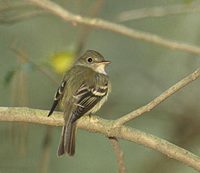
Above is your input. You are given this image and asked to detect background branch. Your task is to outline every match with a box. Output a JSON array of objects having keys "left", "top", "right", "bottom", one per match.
[
  {"left": 115, "top": 68, "right": 200, "bottom": 125},
  {"left": 0, "top": 1, "right": 46, "bottom": 24},
  {"left": 109, "top": 137, "right": 126, "bottom": 173},
  {"left": 10, "top": 45, "right": 58, "bottom": 84},
  {"left": 0, "top": 107, "right": 200, "bottom": 171},
  {"left": 27, "top": 0, "right": 200, "bottom": 55},
  {"left": 118, "top": 3, "right": 200, "bottom": 21}
]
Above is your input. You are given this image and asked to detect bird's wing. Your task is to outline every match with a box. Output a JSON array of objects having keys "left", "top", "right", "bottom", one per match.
[
  {"left": 71, "top": 82, "right": 108, "bottom": 122},
  {"left": 48, "top": 80, "right": 67, "bottom": 117}
]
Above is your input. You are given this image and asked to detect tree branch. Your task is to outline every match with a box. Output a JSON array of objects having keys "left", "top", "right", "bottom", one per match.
[
  {"left": 26, "top": 0, "right": 200, "bottom": 55},
  {"left": 109, "top": 137, "right": 126, "bottom": 173},
  {"left": 0, "top": 107, "right": 200, "bottom": 171},
  {"left": 115, "top": 68, "right": 200, "bottom": 125},
  {"left": 118, "top": 3, "right": 200, "bottom": 21}
]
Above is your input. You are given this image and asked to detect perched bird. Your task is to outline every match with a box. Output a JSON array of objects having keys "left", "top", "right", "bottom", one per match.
[{"left": 48, "top": 50, "right": 111, "bottom": 156}]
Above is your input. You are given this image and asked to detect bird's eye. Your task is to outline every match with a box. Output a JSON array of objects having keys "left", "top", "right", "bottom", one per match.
[{"left": 87, "top": 57, "right": 93, "bottom": 63}]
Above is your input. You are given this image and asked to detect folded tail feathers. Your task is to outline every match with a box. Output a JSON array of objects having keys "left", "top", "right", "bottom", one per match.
[
  {"left": 65, "top": 122, "right": 76, "bottom": 156},
  {"left": 57, "top": 122, "right": 76, "bottom": 157}
]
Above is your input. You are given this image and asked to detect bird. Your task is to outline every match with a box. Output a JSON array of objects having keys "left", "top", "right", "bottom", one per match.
[{"left": 48, "top": 50, "right": 111, "bottom": 156}]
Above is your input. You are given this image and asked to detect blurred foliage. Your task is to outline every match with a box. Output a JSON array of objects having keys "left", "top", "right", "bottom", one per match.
[
  {"left": 49, "top": 51, "right": 75, "bottom": 74},
  {"left": 4, "top": 69, "right": 16, "bottom": 86},
  {"left": 0, "top": 0, "right": 200, "bottom": 173}
]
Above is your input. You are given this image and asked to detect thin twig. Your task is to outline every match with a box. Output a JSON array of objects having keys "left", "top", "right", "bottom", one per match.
[
  {"left": 27, "top": 0, "right": 200, "bottom": 55},
  {"left": 0, "top": 1, "right": 46, "bottom": 24},
  {"left": 109, "top": 137, "right": 126, "bottom": 173},
  {"left": 0, "top": 10, "right": 45, "bottom": 24},
  {"left": 115, "top": 68, "right": 200, "bottom": 126},
  {"left": 0, "top": 107, "right": 200, "bottom": 171},
  {"left": 118, "top": 3, "right": 200, "bottom": 21},
  {"left": 10, "top": 46, "right": 59, "bottom": 84},
  {"left": 0, "top": 1, "right": 31, "bottom": 12}
]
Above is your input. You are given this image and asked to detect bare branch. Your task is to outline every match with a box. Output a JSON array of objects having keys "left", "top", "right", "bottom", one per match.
[
  {"left": 27, "top": 0, "right": 200, "bottom": 55},
  {"left": 0, "top": 107, "right": 200, "bottom": 171},
  {"left": 115, "top": 68, "right": 200, "bottom": 126},
  {"left": 118, "top": 3, "right": 200, "bottom": 21},
  {"left": 109, "top": 137, "right": 126, "bottom": 173}
]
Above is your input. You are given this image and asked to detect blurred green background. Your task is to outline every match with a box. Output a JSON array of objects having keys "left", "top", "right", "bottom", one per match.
[{"left": 1, "top": 0, "right": 200, "bottom": 172}]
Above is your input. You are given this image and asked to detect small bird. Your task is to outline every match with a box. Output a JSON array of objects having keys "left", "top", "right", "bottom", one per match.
[{"left": 48, "top": 50, "right": 111, "bottom": 156}]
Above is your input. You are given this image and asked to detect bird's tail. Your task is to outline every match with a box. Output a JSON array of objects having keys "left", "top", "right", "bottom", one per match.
[{"left": 57, "top": 121, "right": 76, "bottom": 157}]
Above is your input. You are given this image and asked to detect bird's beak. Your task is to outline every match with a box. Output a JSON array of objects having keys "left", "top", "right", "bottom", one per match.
[{"left": 101, "top": 60, "right": 111, "bottom": 65}]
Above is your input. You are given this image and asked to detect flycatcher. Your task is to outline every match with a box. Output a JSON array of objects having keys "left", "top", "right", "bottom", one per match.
[{"left": 48, "top": 50, "right": 111, "bottom": 156}]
